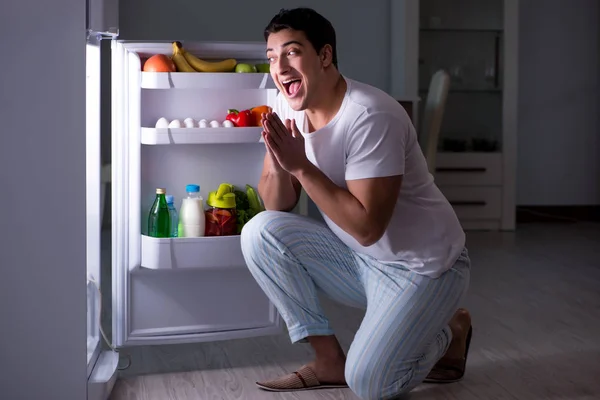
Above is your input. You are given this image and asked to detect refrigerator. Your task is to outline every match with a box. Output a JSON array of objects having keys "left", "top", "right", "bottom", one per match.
[
  {"left": 111, "top": 39, "right": 308, "bottom": 345},
  {"left": 85, "top": 5, "right": 308, "bottom": 398}
]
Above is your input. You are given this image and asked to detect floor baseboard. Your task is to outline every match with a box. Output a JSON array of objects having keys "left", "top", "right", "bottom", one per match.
[{"left": 516, "top": 206, "right": 600, "bottom": 223}]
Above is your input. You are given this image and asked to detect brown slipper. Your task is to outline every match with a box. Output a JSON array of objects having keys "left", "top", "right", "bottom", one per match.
[
  {"left": 256, "top": 365, "right": 348, "bottom": 392},
  {"left": 424, "top": 325, "right": 473, "bottom": 384}
]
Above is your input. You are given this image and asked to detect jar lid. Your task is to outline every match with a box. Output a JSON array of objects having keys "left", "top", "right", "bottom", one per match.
[{"left": 207, "top": 191, "right": 236, "bottom": 209}]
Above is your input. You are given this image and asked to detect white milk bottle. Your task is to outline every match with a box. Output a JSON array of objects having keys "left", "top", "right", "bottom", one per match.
[{"left": 178, "top": 184, "right": 205, "bottom": 237}]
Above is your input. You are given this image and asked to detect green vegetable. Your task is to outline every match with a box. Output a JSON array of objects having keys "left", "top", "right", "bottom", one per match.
[
  {"left": 233, "top": 184, "right": 264, "bottom": 233},
  {"left": 246, "top": 184, "right": 264, "bottom": 217},
  {"left": 234, "top": 190, "right": 249, "bottom": 211},
  {"left": 236, "top": 209, "right": 249, "bottom": 234}
]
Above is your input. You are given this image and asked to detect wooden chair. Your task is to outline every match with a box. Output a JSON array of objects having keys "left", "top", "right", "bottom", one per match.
[{"left": 420, "top": 70, "right": 450, "bottom": 175}]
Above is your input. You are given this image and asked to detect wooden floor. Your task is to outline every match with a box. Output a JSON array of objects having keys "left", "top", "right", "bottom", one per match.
[{"left": 108, "top": 221, "right": 600, "bottom": 399}]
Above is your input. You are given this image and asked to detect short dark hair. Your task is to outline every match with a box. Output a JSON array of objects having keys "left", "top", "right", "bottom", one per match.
[{"left": 264, "top": 8, "right": 338, "bottom": 68}]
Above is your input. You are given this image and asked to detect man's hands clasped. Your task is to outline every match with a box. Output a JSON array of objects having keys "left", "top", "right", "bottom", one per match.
[{"left": 261, "top": 112, "right": 310, "bottom": 176}]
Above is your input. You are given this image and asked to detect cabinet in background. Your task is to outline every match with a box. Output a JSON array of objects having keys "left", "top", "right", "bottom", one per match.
[{"left": 418, "top": 0, "right": 519, "bottom": 230}]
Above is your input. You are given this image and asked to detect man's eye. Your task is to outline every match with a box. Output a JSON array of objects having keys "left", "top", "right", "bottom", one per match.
[{"left": 288, "top": 50, "right": 297, "bottom": 56}]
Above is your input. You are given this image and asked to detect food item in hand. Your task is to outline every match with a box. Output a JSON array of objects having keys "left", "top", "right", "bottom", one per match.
[
  {"left": 143, "top": 54, "right": 176, "bottom": 72},
  {"left": 222, "top": 120, "right": 234, "bottom": 128},
  {"left": 250, "top": 105, "right": 272, "bottom": 126},
  {"left": 172, "top": 41, "right": 237, "bottom": 73},
  {"left": 255, "top": 63, "right": 270, "bottom": 73},
  {"left": 235, "top": 63, "right": 257, "bottom": 73},
  {"left": 184, "top": 118, "right": 197, "bottom": 128},
  {"left": 155, "top": 117, "right": 169, "bottom": 128},
  {"left": 168, "top": 119, "right": 183, "bottom": 128},
  {"left": 171, "top": 42, "right": 196, "bottom": 72},
  {"left": 225, "top": 109, "right": 255, "bottom": 127}
]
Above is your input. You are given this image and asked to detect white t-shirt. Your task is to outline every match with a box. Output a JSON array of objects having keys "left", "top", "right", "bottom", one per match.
[{"left": 272, "top": 77, "right": 465, "bottom": 278}]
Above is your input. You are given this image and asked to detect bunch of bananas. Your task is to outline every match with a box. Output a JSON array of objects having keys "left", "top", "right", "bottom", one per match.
[{"left": 171, "top": 41, "right": 237, "bottom": 73}]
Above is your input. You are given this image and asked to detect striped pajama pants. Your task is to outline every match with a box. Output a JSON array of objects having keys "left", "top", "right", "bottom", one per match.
[{"left": 240, "top": 210, "right": 470, "bottom": 400}]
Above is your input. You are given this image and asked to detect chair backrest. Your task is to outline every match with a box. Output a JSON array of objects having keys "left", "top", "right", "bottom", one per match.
[{"left": 420, "top": 70, "right": 450, "bottom": 174}]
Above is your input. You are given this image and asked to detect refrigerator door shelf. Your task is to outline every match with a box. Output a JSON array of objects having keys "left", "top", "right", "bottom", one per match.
[
  {"left": 141, "top": 71, "right": 275, "bottom": 90},
  {"left": 141, "top": 234, "right": 245, "bottom": 270},
  {"left": 141, "top": 127, "right": 263, "bottom": 145}
]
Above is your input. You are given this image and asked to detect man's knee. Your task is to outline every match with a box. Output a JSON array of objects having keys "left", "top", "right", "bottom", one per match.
[
  {"left": 345, "top": 355, "right": 416, "bottom": 400},
  {"left": 241, "top": 210, "right": 277, "bottom": 257},
  {"left": 241, "top": 210, "right": 284, "bottom": 244},
  {"left": 240, "top": 210, "right": 305, "bottom": 244},
  {"left": 240, "top": 210, "right": 300, "bottom": 268}
]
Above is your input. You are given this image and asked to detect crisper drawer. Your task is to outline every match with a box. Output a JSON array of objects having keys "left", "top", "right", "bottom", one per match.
[
  {"left": 129, "top": 267, "right": 277, "bottom": 337},
  {"left": 440, "top": 186, "right": 502, "bottom": 220},
  {"left": 141, "top": 235, "right": 244, "bottom": 270},
  {"left": 434, "top": 152, "right": 502, "bottom": 186}
]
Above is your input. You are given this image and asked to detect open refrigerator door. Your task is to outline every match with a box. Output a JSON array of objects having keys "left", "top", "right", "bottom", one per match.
[
  {"left": 86, "top": 0, "right": 120, "bottom": 397},
  {"left": 110, "top": 40, "right": 308, "bottom": 351}
]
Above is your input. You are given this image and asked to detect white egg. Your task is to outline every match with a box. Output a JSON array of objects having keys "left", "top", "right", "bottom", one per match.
[
  {"left": 198, "top": 119, "right": 208, "bottom": 128},
  {"left": 168, "top": 119, "right": 183, "bottom": 128},
  {"left": 209, "top": 120, "right": 221, "bottom": 128},
  {"left": 183, "top": 118, "right": 197, "bottom": 128},
  {"left": 155, "top": 117, "right": 169, "bottom": 129},
  {"left": 222, "top": 120, "right": 234, "bottom": 128}
]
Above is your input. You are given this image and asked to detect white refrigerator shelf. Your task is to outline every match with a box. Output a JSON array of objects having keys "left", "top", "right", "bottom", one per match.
[
  {"left": 140, "top": 72, "right": 275, "bottom": 89},
  {"left": 141, "top": 127, "right": 264, "bottom": 145},
  {"left": 141, "top": 234, "right": 246, "bottom": 270}
]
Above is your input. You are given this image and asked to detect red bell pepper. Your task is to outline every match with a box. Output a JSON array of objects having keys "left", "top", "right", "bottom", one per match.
[{"left": 225, "top": 109, "right": 255, "bottom": 127}]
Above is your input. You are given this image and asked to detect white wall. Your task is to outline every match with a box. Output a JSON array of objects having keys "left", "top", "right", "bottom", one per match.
[
  {"left": 517, "top": 0, "right": 600, "bottom": 205},
  {"left": 0, "top": 0, "right": 88, "bottom": 399}
]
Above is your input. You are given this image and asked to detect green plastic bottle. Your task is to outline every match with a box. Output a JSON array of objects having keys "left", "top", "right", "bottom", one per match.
[{"left": 148, "top": 188, "right": 170, "bottom": 238}]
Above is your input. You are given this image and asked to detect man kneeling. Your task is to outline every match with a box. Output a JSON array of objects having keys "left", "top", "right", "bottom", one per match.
[{"left": 241, "top": 7, "right": 473, "bottom": 400}]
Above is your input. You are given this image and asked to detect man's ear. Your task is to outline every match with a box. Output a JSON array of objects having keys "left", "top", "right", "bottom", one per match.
[{"left": 320, "top": 44, "right": 333, "bottom": 68}]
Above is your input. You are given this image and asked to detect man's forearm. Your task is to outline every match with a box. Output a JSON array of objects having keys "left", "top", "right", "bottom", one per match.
[
  {"left": 258, "top": 171, "right": 298, "bottom": 212},
  {"left": 293, "top": 164, "right": 375, "bottom": 246}
]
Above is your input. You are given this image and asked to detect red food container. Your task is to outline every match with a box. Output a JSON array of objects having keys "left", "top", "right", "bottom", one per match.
[{"left": 205, "top": 190, "right": 237, "bottom": 236}]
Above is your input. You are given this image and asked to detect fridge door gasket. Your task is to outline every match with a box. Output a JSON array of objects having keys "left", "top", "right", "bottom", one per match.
[{"left": 111, "top": 40, "right": 131, "bottom": 347}]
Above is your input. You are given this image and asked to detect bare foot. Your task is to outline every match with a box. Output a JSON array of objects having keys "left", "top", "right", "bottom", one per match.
[
  {"left": 305, "top": 357, "right": 347, "bottom": 385},
  {"left": 443, "top": 308, "right": 472, "bottom": 360}
]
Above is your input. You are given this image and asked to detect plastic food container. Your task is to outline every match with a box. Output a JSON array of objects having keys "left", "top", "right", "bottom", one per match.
[{"left": 205, "top": 190, "right": 237, "bottom": 236}]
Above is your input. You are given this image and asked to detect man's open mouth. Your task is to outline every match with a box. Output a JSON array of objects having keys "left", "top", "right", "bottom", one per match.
[{"left": 282, "top": 78, "right": 302, "bottom": 97}]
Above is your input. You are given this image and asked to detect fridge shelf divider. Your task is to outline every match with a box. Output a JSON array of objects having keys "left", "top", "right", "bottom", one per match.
[
  {"left": 141, "top": 72, "right": 275, "bottom": 90},
  {"left": 141, "top": 234, "right": 246, "bottom": 270},
  {"left": 141, "top": 127, "right": 264, "bottom": 145}
]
